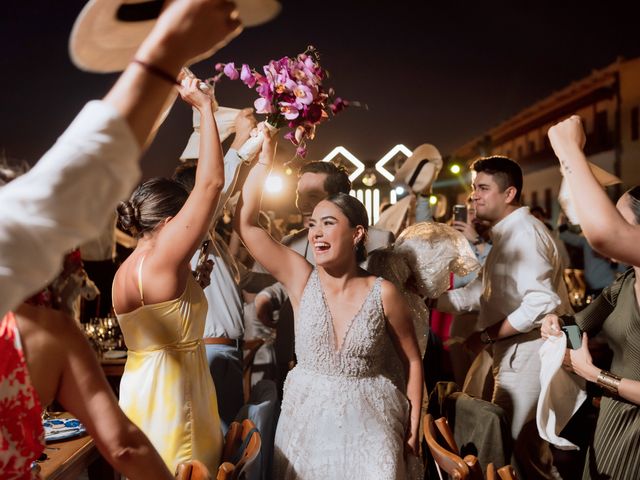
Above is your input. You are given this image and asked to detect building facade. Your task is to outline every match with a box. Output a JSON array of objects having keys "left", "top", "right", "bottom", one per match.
[{"left": 449, "top": 57, "right": 640, "bottom": 219}]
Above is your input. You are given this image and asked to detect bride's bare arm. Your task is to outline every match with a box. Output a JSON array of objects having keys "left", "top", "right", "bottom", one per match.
[
  {"left": 233, "top": 128, "right": 311, "bottom": 303},
  {"left": 381, "top": 280, "right": 423, "bottom": 456}
]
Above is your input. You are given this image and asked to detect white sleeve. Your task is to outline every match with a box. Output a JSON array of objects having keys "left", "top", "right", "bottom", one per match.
[
  {"left": 0, "top": 101, "right": 140, "bottom": 316},
  {"left": 507, "top": 231, "right": 561, "bottom": 332},
  {"left": 437, "top": 274, "right": 483, "bottom": 314},
  {"left": 211, "top": 148, "right": 243, "bottom": 222}
]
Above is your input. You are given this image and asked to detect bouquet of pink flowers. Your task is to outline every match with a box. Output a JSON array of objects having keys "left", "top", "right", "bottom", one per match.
[{"left": 211, "top": 46, "right": 351, "bottom": 158}]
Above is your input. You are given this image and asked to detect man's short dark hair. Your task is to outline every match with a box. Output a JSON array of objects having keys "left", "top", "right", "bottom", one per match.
[
  {"left": 471, "top": 156, "right": 523, "bottom": 202},
  {"left": 298, "top": 161, "right": 351, "bottom": 195}
]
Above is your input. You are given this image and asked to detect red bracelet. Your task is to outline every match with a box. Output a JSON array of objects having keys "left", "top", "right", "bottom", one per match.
[{"left": 132, "top": 59, "right": 180, "bottom": 86}]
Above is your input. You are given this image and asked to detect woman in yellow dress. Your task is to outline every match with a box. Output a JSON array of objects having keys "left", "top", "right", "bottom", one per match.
[{"left": 112, "top": 76, "right": 224, "bottom": 473}]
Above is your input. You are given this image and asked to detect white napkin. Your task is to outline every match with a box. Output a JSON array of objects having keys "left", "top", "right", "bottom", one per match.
[
  {"left": 536, "top": 334, "right": 587, "bottom": 450},
  {"left": 180, "top": 106, "right": 241, "bottom": 160}
]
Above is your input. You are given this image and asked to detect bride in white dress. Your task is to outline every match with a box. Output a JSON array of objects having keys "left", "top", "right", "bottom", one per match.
[{"left": 234, "top": 128, "right": 424, "bottom": 479}]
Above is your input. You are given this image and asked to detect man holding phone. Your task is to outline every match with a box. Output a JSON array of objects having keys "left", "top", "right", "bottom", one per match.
[{"left": 438, "top": 156, "right": 573, "bottom": 478}]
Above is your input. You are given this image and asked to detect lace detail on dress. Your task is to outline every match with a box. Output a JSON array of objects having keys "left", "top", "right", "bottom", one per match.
[{"left": 275, "top": 270, "right": 422, "bottom": 479}]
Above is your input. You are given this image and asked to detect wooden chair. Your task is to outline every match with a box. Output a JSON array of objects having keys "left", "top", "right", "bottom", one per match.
[
  {"left": 242, "top": 338, "right": 265, "bottom": 402},
  {"left": 424, "top": 414, "right": 471, "bottom": 479},
  {"left": 217, "top": 419, "right": 262, "bottom": 480},
  {"left": 175, "top": 460, "right": 212, "bottom": 480},
  {"left": 434, "top": 416, "right": 484, "bottom": 479},
  {"left": 486, "top": 463, "right": 518, "bottom": 480}
]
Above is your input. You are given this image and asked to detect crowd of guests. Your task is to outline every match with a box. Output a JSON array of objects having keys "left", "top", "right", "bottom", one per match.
[{"left": 1, "top": 2, "right": 640, "bottom": 480}]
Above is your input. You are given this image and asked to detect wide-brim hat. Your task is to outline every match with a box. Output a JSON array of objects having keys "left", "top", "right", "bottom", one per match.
[
  {"left": 70, "top": 0, "right": 281, "bottom": 73},
  {"left": 394, "top": 143, "right": 443, "bottom": 194},
  {"left": 558, "top": 162, "right": 621, "bottom": 224}
]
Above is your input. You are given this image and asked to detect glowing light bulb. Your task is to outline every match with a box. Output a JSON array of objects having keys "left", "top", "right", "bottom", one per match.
[{"left": 265, "top": 175, "right": 283, "bottom": 194}]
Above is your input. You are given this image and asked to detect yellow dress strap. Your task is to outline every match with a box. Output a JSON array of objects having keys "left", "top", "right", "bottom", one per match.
[{"left": 137, "top": 256, "right": 146, "bottom": 306}]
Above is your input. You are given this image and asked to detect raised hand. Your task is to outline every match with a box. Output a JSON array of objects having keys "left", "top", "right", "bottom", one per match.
[
  {"left": 178, "top": 76, "right": 214, "bottom": 112},
  {"left": 548, "top": 115, "right": 587, "bottom": 165}
]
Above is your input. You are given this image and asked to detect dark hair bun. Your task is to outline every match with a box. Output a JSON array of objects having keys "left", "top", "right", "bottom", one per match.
[{"left": 117, "top": 201, "right": 140, "bottom": 235}]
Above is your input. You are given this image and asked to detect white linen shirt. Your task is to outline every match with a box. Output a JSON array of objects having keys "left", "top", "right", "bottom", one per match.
[
  {"left": 440, "top": 207, "right": 572, "bottom": 332},
  {"left": 0, "top": 101, "right": 140, "bottom": 317}
]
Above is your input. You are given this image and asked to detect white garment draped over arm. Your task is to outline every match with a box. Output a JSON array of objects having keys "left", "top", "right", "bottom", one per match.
[{"left": 0, "top": 101, "right": 140, "bottom": 317}]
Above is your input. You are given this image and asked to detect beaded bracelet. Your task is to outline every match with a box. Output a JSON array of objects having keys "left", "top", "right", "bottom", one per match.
[
  {"left": 132, "top": 59, "right": 180, "bottom": 86},
  {"left": 597, "top": 370, "right": 622, "bottom": 395}
]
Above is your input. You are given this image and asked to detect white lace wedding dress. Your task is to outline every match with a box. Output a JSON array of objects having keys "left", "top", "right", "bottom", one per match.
[{"left": 273, "top": 270, "right": 423, "bottom": 479}]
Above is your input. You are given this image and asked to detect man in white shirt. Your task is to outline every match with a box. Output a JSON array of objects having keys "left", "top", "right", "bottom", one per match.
[
  {"left": 0, "top": 0, "right": 241, "bottom": 318},
  {"left": 438, "top": 156, "right": 572, "bottom": 479}
]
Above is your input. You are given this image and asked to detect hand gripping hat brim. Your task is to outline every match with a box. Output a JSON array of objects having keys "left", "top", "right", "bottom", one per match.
[
  {"left": 69, "top": 0, "right": 281, "bottom": 73},
  {"left": 394, "top": 143, "right": 443, "bottom": 194}
]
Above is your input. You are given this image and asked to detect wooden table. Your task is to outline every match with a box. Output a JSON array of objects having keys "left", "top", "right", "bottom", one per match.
[
  {"left": 100, "top": 356, "right": 126, "bottom": 377},
  {"left": 39, "top": 418, "right": 99, "bottom": 479}
]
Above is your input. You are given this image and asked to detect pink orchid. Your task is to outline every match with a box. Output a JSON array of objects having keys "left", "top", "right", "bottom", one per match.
[
  {"left": 279, "top": 102, "right": 300, "bottom": 120},
  {"left": 209, "top": 46, "right": 353, "bottom": 159},
  {"left": 254, "top": 97, "right": 275, "bottom": 114},
  {"left": 223, "top": 63, "right": 239, "bottom": 80},
  {"left": 240, "top": 64, "right": 256, "bottom": 88},
  {"left": 296, "top": 145, "right": 308, "bottom": 157},
  {"left": 293, "top": 84, "right": 314, "bottom": 107}
]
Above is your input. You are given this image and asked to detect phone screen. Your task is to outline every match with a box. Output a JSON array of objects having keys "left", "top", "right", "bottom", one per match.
[
  {"left": 453, "top": 205, "right": 467, "bottom": 223},
  {"left": 562, "top": 325, "right": 582, "bottom": 349}
]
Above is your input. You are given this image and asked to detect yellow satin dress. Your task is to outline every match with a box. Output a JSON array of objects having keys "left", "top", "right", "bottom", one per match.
[{"left": 115, "top": 258, "right": 222, "bottom": 473}]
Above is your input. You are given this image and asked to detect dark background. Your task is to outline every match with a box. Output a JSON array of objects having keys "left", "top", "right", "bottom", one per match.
[{"left": 2, "top": 0, "right": 639, "bottom": 179}]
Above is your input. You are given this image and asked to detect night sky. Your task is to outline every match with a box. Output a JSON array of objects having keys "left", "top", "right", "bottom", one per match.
[{"left": 1, "top": 0, "right": 640, "bottom": 180}]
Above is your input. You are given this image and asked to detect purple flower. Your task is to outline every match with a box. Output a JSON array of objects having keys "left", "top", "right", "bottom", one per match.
[
  {"left": 284, "top": 131, "right": 298, "bottom": 145},
  {"left": 240, "top": 64, "right": 256, "bottom": 88},
  {"left": 223, "top": 63, "right": 239, "bottom": 80},
  {"left": 304, "top": 103, "right": 324, "bottom": 123},
  {"left": 330, "top": 97, "right": 349, "bottom": 115},
  {"left": 293, "top": 84, "right": 314, "bottom": 107},
  {"left": 296, "top": 145, "right": 308, "bottom": 157},
  {"left": 279, "top": 102, "right": 300, "bottom": 120},
  {"left": 254, "top": 97, "right": 275, "bottom": 114}
]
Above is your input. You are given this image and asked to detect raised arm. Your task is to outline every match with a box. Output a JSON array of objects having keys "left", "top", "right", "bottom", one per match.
[
  {"left": 153, "top": 77, "right": 225, "bottom": 268},
  {"left": 548, "top": 116, "right": 640, "bottom": 266},
  {"left": 0, "top": 0, "right": 241, "bottom": 317},
  {"left": 381, "top": 280, "right": 423, "bottom": 458},
  {"left": 233, "top": 129, "right": 311, "bottom": 304},
  {"left": 105, "top": 0, "right": 241, "bottom": 147}
]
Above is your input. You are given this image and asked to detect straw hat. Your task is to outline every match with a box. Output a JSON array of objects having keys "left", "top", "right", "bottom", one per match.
[
  {"left": 558, "top": 162, "right": 621, "bottom": 224},
  {"left": 69, "top": 0, "right": 281, "bottom": 73},
  {"left": 394, "top": 143, "right": 443, "bottom": 194}
]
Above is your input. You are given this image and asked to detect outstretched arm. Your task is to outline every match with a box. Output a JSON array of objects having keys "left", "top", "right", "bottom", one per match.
[
  {"left": 233, "top": 129, "right": 311, "bottom": 304},
  {"left": 0, "top": 0, "right": 241, "bottom": 318},
  {"left": 152, "top": 77, "right": 225, "bottom": 270},
  {"left": 15, "top": 305, "right": 173, "bottom": 479},
  {"left": 548, "top": 116, "right": 640, "bottom": 266},
  {"left": 382, "top": 280, "right": 424, "bottom": 457}
]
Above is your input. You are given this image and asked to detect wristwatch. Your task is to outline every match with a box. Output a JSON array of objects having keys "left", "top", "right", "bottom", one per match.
[{"left": 480, "top": 329, "right": 495, "bottom": 344}]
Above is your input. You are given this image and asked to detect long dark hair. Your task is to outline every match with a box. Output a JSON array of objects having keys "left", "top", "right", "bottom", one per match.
[
  {"left": 325, "top": 192, "right": 369, "bottom": 264},
  {"left": 117, "top": 178, "right": 189, "bottom": 238}
]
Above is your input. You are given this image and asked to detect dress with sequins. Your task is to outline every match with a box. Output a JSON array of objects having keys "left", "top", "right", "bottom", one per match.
[{"left": 273, "top": 270, "right": 422, "bottom": 479}]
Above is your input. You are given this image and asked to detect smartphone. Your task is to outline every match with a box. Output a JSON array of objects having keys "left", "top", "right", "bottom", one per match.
[
  {"left": 562, "top": 324, "right": 582, "bottom": 350},
  {"left": 453, "top": 204, "right": 467, "bottom": 223}
]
